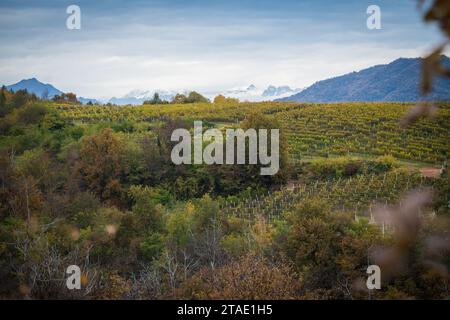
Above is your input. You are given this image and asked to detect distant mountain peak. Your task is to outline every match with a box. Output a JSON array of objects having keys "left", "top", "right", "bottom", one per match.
[
  {"left": 110, "top": 89, "right": 179, "bottom": 105},
  {"left": 218, "top": 84, "right": 302, "bottom": 102},
  {"left": 262, "top": 85, "right": 300, "bottom": 97},
  {"left": 111, "top": 84, "right": 303, "bottom": 105},
  {"left": 4, "top": 78, "right": 98, "bottom": 104},
  {"left": 5, "top": 77, "right": 62, "bottom": 98}
]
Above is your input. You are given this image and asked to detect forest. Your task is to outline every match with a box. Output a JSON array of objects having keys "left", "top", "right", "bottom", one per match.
[{"left": 0, "top": 87, "right": 449, "bottom": 299}]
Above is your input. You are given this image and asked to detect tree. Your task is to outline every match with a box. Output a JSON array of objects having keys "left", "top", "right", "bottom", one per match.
[
  {"left": 213, "top": 95, "right": 239, "bottom": 104},
  {"left": 213, "top": 95, "right": 226, "bottom": 104},
  {"left": 17, "top": 104, "right": 48, "bottom": 125},
  {"left": 178, "top": 253, "right": 300, "bottom": 299},
  {"left": 280, "top": 197, "right": 381, "bottom": 298},
  {"left": 128, "top": 185, "right": 165, "bottom": 232},
  {"left": 0, "top": 86, "right": 6, "bottom": 115},
  {"left": 152, "top": 92, "right": 161, "bottom": 104},
  {"left": 171, "top": 93, "right": 188, "bottom": 104},
  {"left": 144, "top": 92, "right": 168, "bottom": 105},
  {"left": 186, "top": 91, "right": 209, "bottom": 103},
  {"left": 52, "top": 92, "right": 79, "bottom": 104},
  {"left": 12, "top": 89, "right": 30, "bottom": 108},
  {"left": 78, "top": 128, "right": 125, "bottom": 202},
  {"left": 170, "top": 91, "right": 209, "bottom": 104},
  {"left": 240, "top": 112, "right": 290, "bottom": 185}
]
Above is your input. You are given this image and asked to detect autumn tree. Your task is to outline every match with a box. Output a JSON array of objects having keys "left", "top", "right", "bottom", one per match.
[
  {"left": 0, "top": 86, "right": 6, "bottom": 114},
  {"left": 280, "top": 198, "right": 382, "bottom": 298},
  {"left": 186, "top": 91, "right": 209, "bottom": 103},
  {"left": 171, "top": 93, "right": 188, "bottom": 104},
  {"left": 52, "top": 92, "right": 79, "bottom": 104},
  {"left": 177, "top": 253, "right": 300, "bottom": 299},
  {"left": 78, "top": 128, "right": 125, "bottom": 202},
  {"left": 213, "top": 95, "right": 239, "bottom": 104}
]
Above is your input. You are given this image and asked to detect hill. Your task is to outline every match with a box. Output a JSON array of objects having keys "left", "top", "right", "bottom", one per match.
[
  {"left": 5, "top": 78, "right": 62, "bottom": 98},
  {"left": 4, "top": 78, "right": 98, "bottom": 104},
  {"left": 278, "top": 56, "right": 450, "bottom": 102}
]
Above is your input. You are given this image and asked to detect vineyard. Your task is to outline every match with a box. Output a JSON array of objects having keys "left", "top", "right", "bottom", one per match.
[
  {"left": 53, "top": 102, "right": 450, "bottom": 164},
  {"left": 279, "top": 103, "right": 450, "bottom": 163},
  {"left": 219, "top": 169, "right": 448, "bottom": 224},
  {"left": 51, "top": 100, "right": 450, "bottom": 229}
]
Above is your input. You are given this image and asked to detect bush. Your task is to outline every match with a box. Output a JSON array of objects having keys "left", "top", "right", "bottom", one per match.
[
  {"left": 176, "top": 253, "right": 300, "bottom": 299},
  {"left": 111, "top": 120, "right": 136, "bottom": 133},
  {"left": 17, "top": 104, "right": 48, "bottom": 125},
  {"left": 309, "top": 155, "right": 398, "bottom": 179}
]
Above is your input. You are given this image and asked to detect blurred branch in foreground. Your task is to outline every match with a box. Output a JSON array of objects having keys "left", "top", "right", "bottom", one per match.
[
  {"left": 371, "top": 189, "right": 450, "bottom": 290},
  {"left": 403, "top": 1, "right": 450, "bottom": 126}
]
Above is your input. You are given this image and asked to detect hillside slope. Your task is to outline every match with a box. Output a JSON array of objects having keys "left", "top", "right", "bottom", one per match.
[{"left": 278, "top": 56, "right": 450, "bottom": 102}]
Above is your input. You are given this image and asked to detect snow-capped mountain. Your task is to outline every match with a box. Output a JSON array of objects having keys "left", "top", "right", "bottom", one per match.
[
  {"left": 109, "top": 85, "right": 302, "bottom": 105},
  {"left": 262, "top": 85, "right": 301, "bottom": 98},
  {"left": 109, "top": 89, "right": 179, "bottom": 105},
  {"left": 123, "top": 89, "right": 178, "bottom": 101},
  {"left": 3, "top": 79, "right": 303, "bottom": 105},
  {"left": 218, "top": 85, "right": 303, "bottom": 102}
]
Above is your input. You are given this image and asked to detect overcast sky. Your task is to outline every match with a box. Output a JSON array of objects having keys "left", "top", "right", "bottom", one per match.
[{"left": 0, "top": 0, "right": 447, "bottom": 98}]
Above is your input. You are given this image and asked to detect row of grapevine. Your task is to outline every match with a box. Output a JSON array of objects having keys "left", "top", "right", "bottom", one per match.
[
  {"left": 53, "top": 102, "right": 450, "bottom": 164},
  {"left": 219, "top": 170, "right": 442, "bottom": 224}
]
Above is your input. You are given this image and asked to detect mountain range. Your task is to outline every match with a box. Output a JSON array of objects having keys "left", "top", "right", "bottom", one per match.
[
  {"left": 217, "top": 84, "right": 302, "bottom": 102},
  {"left": 277, "top": 56, "right": 450, "bottom": 102},
  {"left": 110, "top": 85, "right": 302, "bottom": 105},
  {"left": 3, "top": 79, "right": 299, "bottom": 105},
  {"left": 109, "top": 89, "right": 180, "bottom": 105},
  {"left": 4, "top": 56, "right": 450, "bottom": 105}
]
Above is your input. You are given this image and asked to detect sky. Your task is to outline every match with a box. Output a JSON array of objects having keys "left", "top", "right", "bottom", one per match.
[{"left": 0, "top": 0, "right": 448, "bottom": 99}]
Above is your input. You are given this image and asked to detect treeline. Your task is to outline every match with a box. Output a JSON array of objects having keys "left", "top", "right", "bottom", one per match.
[
  {"left": 0, "top": 86, "right": 81, "bottom": 109},
  {"left": 0, "top": 86, "right": 41, "bottom": 117},
  {"left": 143, "top": 91, "right": 210, "bottom": 105},
  {"left": 143, "top": 91, "right": 239, "bottom": 105}
]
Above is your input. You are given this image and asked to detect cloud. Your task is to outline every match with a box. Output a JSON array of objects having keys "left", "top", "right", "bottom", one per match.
[{"left": 0, "top": 0, "right": 446, "bottom": 98}]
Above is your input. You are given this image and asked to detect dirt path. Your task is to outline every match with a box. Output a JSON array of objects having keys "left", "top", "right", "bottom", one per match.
[{"left": 420, "top": 167, "right": 442, "bottom": 178}]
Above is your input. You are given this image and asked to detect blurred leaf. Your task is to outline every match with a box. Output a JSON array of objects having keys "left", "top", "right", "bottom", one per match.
[{"left": 421, "top": 45, "right": 445, "bottom": 94}]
